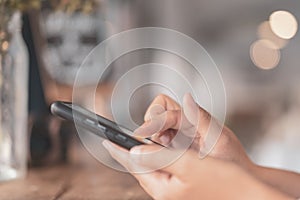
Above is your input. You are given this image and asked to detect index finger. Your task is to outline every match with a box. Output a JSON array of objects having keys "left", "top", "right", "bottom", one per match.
[{"left": 144, "top": 94, "right": 181, "bottom": 121}]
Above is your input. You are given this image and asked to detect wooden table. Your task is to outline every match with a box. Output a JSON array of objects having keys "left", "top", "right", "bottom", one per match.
[{"left": 0, "top": 147, "right": 151, "bottom": 200}]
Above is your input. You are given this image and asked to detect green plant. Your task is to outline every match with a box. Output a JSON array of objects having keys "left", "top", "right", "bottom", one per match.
[
  {"left": 49, "top": 0, "right": 99, "bottom": 13},
  {"left": 0, "top": 0, "right": 99, "bottom": 14},
  {"left": 0, "top": 0, "right": 40, "bottom": 12}
]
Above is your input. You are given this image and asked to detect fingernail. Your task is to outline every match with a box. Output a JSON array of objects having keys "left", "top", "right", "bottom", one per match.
[
  {"left": 133, "top": 125, "right": 151, "bottom": 137},
  {"left": 160, "top": 134, "right": 171, "bottom": 145},
  {"left": 184, "top": 93, "right": 197, "bottom": 106},
  {"left": 133, "top": 127, "right": 142, "bottom": 135},
  {"left": 183, "top": 93, "right": 199, "bottom": 125},
  {"left": 144, "top": 113, "right": 150, "bottom": 121},
  {"left": 134, "top": 121, "right": 149, "bottom": 134},
  {"left": 149, "top": 105, "right": 165, "bottom": 118}
]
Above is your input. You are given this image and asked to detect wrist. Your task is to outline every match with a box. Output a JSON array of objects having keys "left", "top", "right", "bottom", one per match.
[
  {"left": 241, "top": 169, "right": 293, "bottom": 200},
  {"left": 243, "top": 164, "right": 295, "bottom": 200},
  {"left": 239, "top": 157, "right": 260, "bottom": 176},
  {"left": 247, "top": 161, "right": 262, "bottom": 176},
  {"left": 255, "top": 185, "right": 293, "bottom": 200},
  {"left": 230, "top": 168, "right": 292, "bottom": 200}
]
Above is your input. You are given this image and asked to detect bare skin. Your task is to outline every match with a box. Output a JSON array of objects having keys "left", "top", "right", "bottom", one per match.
[
  {"left": 103, "top": 93, "right": 300, "bottom": 199},
  {"left": 103, "top": 142, "right": 293, "bottom": 200}
]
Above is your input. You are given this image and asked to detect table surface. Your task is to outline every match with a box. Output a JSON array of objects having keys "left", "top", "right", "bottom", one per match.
[{"left": 0, "top": 150, "right": 151, "bottom": 200}]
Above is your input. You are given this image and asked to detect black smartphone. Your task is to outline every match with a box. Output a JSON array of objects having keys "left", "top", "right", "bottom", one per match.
[{"left": 50, "top": 101, "right": 160, "bottom": 150}]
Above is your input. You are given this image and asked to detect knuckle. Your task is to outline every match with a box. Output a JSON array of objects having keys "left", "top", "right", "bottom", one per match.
[
  {"left": 219, "top": 131, "right": 231, "bottom": 147},
  {"left": 165, "top": 110, "right": 180, "bottom": 127},
  {"left": 201, "top": 110, "right": 211, "bottom": 121},
  {"left": 157, "top": 93, "right": 167, "bottom": 99}
]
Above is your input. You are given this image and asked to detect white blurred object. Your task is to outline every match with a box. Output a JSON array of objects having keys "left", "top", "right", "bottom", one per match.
[
  {"left": 40, "top": 11, "right": 107, "bottom": 86},
  {"left": 0, "top": 12, "right": 28, "bottom": 181},
  {"left": 252, "top": 97, "right": 300, "bottom": 173},
  {"left": 269, "top": 10, "right": 298, "bottom": 40}
]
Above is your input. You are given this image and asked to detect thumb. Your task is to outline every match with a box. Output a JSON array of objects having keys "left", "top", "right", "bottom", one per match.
[
  {"left": 182, "top": 93, "right": 200, "bottom": 126},
  {"left": 129, "top": 144, "right": 190, "bottom": 177},
  {"left": 183, "top": 93, "right": 213, "bottom": 136},
  {"left": 183, "top": 93, "right": 224, "bottom": 158}
]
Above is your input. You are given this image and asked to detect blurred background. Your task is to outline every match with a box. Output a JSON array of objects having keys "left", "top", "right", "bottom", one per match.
[{"left": 22, "top": 0, "right": 299, "bottom": 172}]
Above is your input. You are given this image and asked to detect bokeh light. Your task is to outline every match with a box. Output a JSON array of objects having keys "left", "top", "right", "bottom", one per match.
[
  {"left": 1, "top": 41, "right": 9, "bottom": 51},
  {"left": 257, "top": 21, "right": 288, "bottom": 49},
  {"left": 269, "top": 10, "right": 298, "bottom": 39},
  {"left": 250, "top": 39, "right": 280, "bottom": 70}
]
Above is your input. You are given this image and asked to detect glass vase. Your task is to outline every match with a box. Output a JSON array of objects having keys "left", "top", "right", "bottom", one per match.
[{"left": 0, "top": 11, "right": 29, "bottom": 182}]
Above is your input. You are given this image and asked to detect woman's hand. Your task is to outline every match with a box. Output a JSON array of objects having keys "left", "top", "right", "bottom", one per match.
[
  {"left": 103, "top": 141, "right": 292, "bottom": 200},
  {"left": 134, "top": 93, "right": 253, "bottom": 170},
  {"left": 131, "top": 94, "right": 300, "bottom": 198}
]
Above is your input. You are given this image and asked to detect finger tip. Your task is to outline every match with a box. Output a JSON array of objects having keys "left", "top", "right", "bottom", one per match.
[
  {"left": 184, "top": 92, "right": 192, "bottom": 98},
  {"left": 183, "top": 93, "right": 195, "bottom": 104},
  {"left": 130, "top": 144, "right": 161, "bottom": 154},
  {"left": 102, "top": 140, "right": 112, "bottom": 150},
  {"left": 144, "top": 113, "right": 150, "bottom": 121},
  {"left": 133, "top": 130, "right": 148, "bottom": 138},
  {"left": 159, "top": 134, "right": 171, "bottom": 145},
  {"left": 130, "top": 145, "right": 143, "bottom": 154},
  {"left": 102, "top": 139, "right": 108, "bottom": 146},
  {"left": 134, "top": 126, "right": 153, "bottom": 138},
  {"left": 183, "top": 94, "right": 199, "bottom": 126},
  {"left": 133, "top": 128, "right": 142, "bottom": 135}
]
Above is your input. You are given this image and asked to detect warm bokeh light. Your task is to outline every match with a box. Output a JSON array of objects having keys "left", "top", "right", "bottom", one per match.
[
  {"left": 257, "top": 21, "right": 288, "bottom": 49},
  {"left": 250, "top": 39, "right": 280, "bottom": 70},
  {"left": 269, "top": 10, "right": 298, "bottom": 39},
  {"left": 1, "top": 41, "right": 9, "bottom": 51}
]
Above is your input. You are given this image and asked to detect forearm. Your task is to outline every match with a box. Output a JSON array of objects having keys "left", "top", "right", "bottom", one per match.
[
  {"left": 251, "top": 164, "right": 300, "bottom": 198},
  {"left": 231, "top": 164, "right": 294, "bottom": 200}
]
